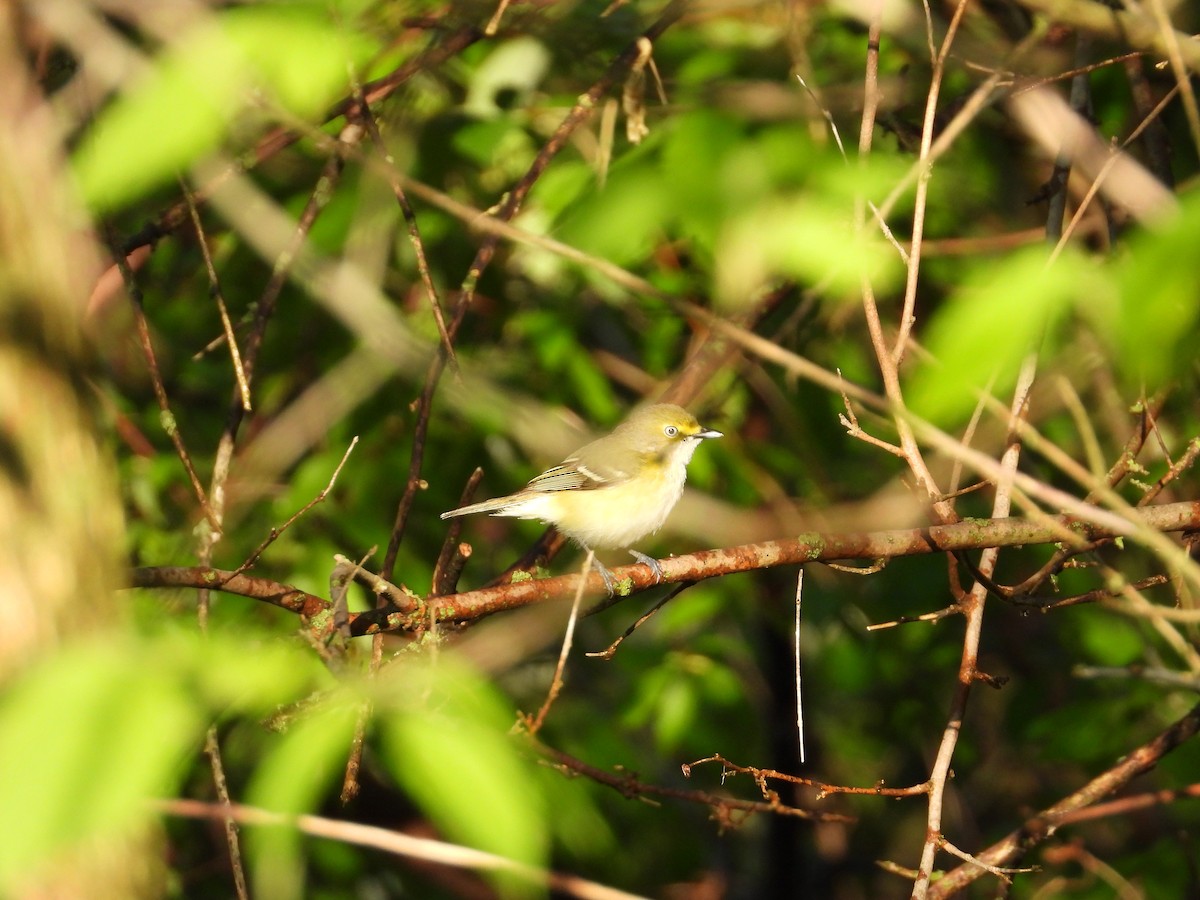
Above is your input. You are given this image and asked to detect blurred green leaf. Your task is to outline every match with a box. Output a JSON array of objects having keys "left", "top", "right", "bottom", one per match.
[
  {"left": 1076, "top": 612, "right": 1144, "bottom": 667},
  {"left": 246, "top": 701, "right": 359, "bottom": 900},
  {"left": 715, "top": 194, "right": 901, "bottom": 307},
  {"left": 0, "top": 639, "right": 200, "bottom": 885},
  {"left": 556, "top": 161, "right": 672, "bottom": 266},
  {"left": 377, "top": 657, "right": 547, "bottom": 881},
  {"left": 908, "top": 245, "right": 1093, "bottom": 424},
  {"left": 1107, "top": 190, "right": 1200, "bottom": 386},
  {"left": 73, "top": 7, "right": 376, "bottom": 211},
  {"left": 0, "top": 627, "right": 332, "bottom": 892}
]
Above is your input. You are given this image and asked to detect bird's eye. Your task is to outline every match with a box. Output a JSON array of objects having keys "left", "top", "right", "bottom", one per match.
[{"left": 664, "top": 425, "right": 679, "bottom": 437}]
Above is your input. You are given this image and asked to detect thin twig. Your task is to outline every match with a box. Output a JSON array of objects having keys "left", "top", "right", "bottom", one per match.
[
  {"left": 351, "top": 85, "right": 457, "bottom": 371},
  {"left": 433, "top": 467, "right": 484, "bottom": 595},
  {"left": 106, "top": 228, "right": 218, "bottom": 531},
  {"left": 182, "top": 181, "right": 251, "bottom": 411},
  {"left": 585, "top": 582, "right": 692, "bottom": 660},
  {"left": 937, "top": 836, "right": 1035, "bottom": 882},
  {"left": 1074, "top": 664, "right": 1200, "bottom": 692},
  {"left": 533, "top": 744, "right": 853, "bottom": 822},
  {"left": 914, "top": 354, "right": 1037, "bottom": 899},
  {"left": 158, "top": 797, "right": 646, "bottom": 900},
  {"left": 891, "top": 0, "right": 971, "bottom": 368},
  {"left": 525, "top": 550, "right": 592, "bottom": 735},
  {"left": 683, "top": 753, "right": 930, "bottom": 799},
  {"left": 1051, "top": 83, "right": 1180, "bottom": 262},
  {"left": 854, "top": 5, "right": 957, "bottom": 526},
  {"left": 794, "top": 568, "right": 806, "bottom": 764},
  {"left": 202, "top": 728, "right": 249, "bottom": 900},
  {"left": 230, "top": 436, "right": 359, "bottom": 579}
]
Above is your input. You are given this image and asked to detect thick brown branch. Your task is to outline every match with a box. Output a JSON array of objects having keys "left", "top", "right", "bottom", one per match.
[
  {"left": 131, "top": 501, "right": 1200, "bottom": 636},
  {"left": 385, "top": 500, "right": 1200, "bottom": 631}
]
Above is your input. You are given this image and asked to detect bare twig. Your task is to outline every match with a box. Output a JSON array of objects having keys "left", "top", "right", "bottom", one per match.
[
  {"left": 201, "top": 729, "right": 249, "bottom": 900},
  {"left": 182, "top": 182, "right": 251, "bottom": 411},
  {"left": 351, "top": 86, "right": 456, "bottom": 370},
  {"left": 433, "top": 468, "right": 484, "bottom": 595},
  {"left": 1073, "top": 664, "right": 1200, "bottom": 692},
  {"left": 937, "top": 835, "right": 1035, "bottom": 882},
  {"left": 794, "top": 568, "right": 806, "bottom": 764},
  {"left": 1051, "top": 83, "right": 1181, "bottom": 261},
  {"left": 585, "top": 582, "right": 693, "bottom": 660},
  {"left": 913, "top": 356, "right": 1037, "bottom": 899},
  {"left": 892, "top": 0, "right": 971, "bottom": 368},
  {"left": 106, "top": 229, "right": 218, "bottom": 531},
  {"left": 683, "top": 753, "right": 929, "bottom": 799},
  {"left": 534, "top": 745, "right": 853, "bottom": 823},
  {"left": 524, "top": 549, "right": 592, "bottom": 735},
  {"left": 158, "top": 797, "right": 646, "bottom": 900},
  {"left": 854, "top": 2, "right": 957, "bottom": 526},
  {"left": 230, "top": 436, "right": 359, "bottom": 579},
  {"left": 927, "top": 700, "right": 1200, "bottom": 897}
]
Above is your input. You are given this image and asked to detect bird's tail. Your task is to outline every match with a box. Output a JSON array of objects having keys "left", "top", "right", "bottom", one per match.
[{"left": 440, "top": 495, "right": 520, "bottom": 519}]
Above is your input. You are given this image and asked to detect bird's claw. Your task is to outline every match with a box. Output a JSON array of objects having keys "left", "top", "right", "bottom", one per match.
[
  {"left": 591, "top": 558, "right": 617, "bottom": 596},
  {"left": 629, "top": 550, "right": 664, "bottom": 584}
]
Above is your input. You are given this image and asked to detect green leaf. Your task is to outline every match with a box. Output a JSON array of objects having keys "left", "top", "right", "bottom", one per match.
[
  {"left": 245, "top": 700, "right": 360, "bottom": 900},
  {"left": 908, "top": 245, "right": 1092, "bottom": 424},
  {"left": 376, "top": 658, "right": 547, "bottom": 882},
  {"left": 73, "top": 7, "right": 376, "bottom": 211},
  {"left": 0, "top": 639, "right": 201, "bottom": 886},
  {"left": 556, "top": 162, "right": 672, "bottom": 266},
  {"left": 1077, "top": 611, "right": 1144, "bottom": 666},
  {"left": 715, "top": 194, "right": 901, "bottom": 308},
  {"left": 1107, "top": 189, "right": 1200, "bottom": 386}
]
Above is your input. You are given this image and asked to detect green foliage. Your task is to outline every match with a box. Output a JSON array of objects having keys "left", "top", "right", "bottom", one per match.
[
  {"left": 908, "top": 245, "right": 1095, "bottom": 423},
  {"left": 16, "top": 1, "right": 1200, "bottom": 897},
  {"left": 0, "top": 625, "right": 560, "bottom": 898},
  {"left": 1107, "top": 188, "right": 1200, "bottom": 386},
  {"left": 73, "top": 5, "right": 378, "bottom": 211},
  {"left": 378, "top": 659, "right": 547, "bottom": 873},
  {"left": 0, "top": 629, "right": 323, "bottom": 890}
]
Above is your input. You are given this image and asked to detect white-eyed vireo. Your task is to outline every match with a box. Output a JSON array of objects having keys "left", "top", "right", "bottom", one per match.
[{"left": 441, "top": 403, "right": 722, "bottom": 591}]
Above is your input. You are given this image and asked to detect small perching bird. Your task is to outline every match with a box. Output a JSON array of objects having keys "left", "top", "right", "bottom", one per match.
[{"left": 441, "top": 403, "right": 722, "bottom": 592}]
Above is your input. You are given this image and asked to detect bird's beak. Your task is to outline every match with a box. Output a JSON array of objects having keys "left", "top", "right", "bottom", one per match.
[{"left": 696, "top": 427, "right": 722, "bottom": 440}]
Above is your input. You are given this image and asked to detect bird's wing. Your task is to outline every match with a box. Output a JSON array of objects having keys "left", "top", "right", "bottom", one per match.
[{"left": 525, "top": 455, "right": 632, "bottom": 493}]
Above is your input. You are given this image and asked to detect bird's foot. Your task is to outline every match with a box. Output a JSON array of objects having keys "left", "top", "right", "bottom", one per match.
[
  {"left": 629, "top": 550, "right": 664, "bottom": 584},
  {"left": 590, "top": 557, "right": 617, "bottom": 596}
]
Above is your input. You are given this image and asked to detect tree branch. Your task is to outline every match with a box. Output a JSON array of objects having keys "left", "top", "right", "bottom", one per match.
[{"left": 129, "top": 500, "right": 1200, "bottom": 637}]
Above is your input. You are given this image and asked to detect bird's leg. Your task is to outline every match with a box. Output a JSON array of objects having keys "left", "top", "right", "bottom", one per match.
[
  {"left": 589, "top": 556, "right": 617, "bottom": 596},
  {"left": 629, "top": 550, "right": 664, "bottom": 584}
]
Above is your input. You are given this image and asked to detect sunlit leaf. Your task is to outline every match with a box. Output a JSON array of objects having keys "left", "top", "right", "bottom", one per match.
[
  {"left": 907, "top": 245, "right": 1093, "bottom": 424},
  {"left": 73, "top": 7, "right": 376, "bottom": 211},
  {"left": 715, "top": 194, "right": 900, "bottom": 308},
  {"left": 245, "top": 700, "right": 360, "bottom": 900},
  {"left": 1107, "top": 190, "right": 1200, "bottom": 386}
]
